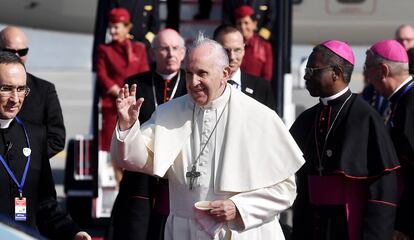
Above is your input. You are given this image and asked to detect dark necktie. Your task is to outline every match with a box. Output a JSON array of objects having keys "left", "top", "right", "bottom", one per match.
[{"left": 227, "top": 80, "right": 238, "bottom": 88}]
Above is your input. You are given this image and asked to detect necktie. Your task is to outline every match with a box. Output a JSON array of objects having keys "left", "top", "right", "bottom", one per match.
[{"left": 227, "top": 80, "right": 238, "bottom": 88}]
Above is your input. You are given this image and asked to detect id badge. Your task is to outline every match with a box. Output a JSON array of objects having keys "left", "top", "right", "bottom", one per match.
[{"left": 15, "top": 197, "right": 27, "bottom": 221}]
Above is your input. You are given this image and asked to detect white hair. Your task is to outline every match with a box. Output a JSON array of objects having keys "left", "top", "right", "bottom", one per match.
[
  {"left": 366, "top": 49, "right": 409, "bottom": 75},
  {"left": 187, "top": 32, "right": 229, "bottom": 69}
]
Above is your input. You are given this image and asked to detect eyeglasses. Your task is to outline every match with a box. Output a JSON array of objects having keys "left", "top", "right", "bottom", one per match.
[
  {"left": 397, "top": 37, "right": 414, "bottom": 43},
  {"left": 2, "top": 48, "right": 29, "bottom": 57},
  {"left": 0, "top": 85, "right": 30, "bottom": 97},
  {"left": 305, "top": 65, "right": 333, "bottom": 76}
]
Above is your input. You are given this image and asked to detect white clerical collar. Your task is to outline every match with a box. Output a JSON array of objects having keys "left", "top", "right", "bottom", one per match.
[
  {"left": 388, "top": 75, "right": 413, "bottom": 100},
  {"left": 0, "top": 118, "right": 13, "bottom": 129},
  {"left": 158, "top": 71, "right": 178, "bottom": 81},
  {"left": 229, "top": 68, "right": 242, "bottom": 90},
  {"left": 320, "top": 87, "right": 349, "bottom": 106},
  {"left": 198, "top": 85, "right": 231, "bottom": 110}
]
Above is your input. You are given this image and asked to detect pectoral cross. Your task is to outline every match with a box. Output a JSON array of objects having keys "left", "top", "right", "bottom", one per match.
[{"left": 186, "top": 165, "right": 201, "bottom": 190}]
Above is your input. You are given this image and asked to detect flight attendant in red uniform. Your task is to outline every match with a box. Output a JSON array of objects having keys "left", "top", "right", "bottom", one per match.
[
  {"left": 235, "top": 5, "right": 273, "bottom": 81},
  {"left": 96, "top": 8, "right": 149, "bottom": 183}
]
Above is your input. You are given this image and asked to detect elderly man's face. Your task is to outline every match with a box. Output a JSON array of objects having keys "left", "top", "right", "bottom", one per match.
[
  {"left": 304, "top": 51, "right": 335, "bottom": 97},
  {"left": 396, "top": 26, "right": 414, "bottom": 50},
  {"left": 218, "top": 31, "right": 245, "bottom": 74},
  {"left": 185, "top": 44, "right": 229, "bottom": 106},
  {"left": 0, "top": 63, "right": 27, "bottom": 119},
  {"left": 152, "top": 30, "right": 185, "bottom": 75}
]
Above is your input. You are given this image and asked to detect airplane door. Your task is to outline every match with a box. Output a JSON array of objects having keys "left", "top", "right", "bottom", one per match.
[{"left": 327, "top": 0, "right": 376, "bottom": 15}]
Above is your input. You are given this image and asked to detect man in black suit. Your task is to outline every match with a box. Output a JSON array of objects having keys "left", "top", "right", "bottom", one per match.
[
  {"left": 0, "top": 26, "right": 65, "bottom": 158},
  {"left": 0, "top": 51, "right": 90, "bottom": 239},
  {"left": 213, "top": 24, "right": 275, "bottom": 109},
  {"left": 107, "top": 28, "right": 187, "bottom": 240}
]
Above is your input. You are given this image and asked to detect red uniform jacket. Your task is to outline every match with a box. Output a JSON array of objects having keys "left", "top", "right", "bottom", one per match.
[
  {"left": 96, "top": 39, "right": 149, "bottom": 150},
  {"left": 96, "top": 39, "right": 149, "bottom": 108},
  {"left": 241, "top": 34, "right": 273, "bottom": 81}
]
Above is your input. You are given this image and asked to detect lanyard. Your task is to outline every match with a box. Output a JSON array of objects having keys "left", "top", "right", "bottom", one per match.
[
  {"left": 152, "top": 71, "right": 181, "bottom": 108},
  {"left": 387, "top": 81, "right": 414, "bottom": 128},
  {"left": 0, "top": 117, "right": 31, "bottom": 198}
]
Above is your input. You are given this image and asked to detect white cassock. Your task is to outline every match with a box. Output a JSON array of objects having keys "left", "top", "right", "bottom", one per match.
[{"left": 112, "top": 85, "right": 305, "bottom": 240}]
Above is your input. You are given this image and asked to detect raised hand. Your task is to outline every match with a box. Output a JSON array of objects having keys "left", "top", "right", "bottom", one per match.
[{"left": 116, "top": 84, "right": 144, "bottom": 130}]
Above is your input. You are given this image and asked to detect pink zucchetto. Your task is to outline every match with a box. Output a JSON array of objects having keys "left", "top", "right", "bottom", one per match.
[
  {"left": 370, "top": 39, "right": 409, "bottom": 63},
  {"left": 321, "top": 40, "right": 355, "bottom": 65}
]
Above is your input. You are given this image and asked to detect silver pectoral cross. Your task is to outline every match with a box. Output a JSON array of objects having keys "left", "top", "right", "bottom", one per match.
[{"left": 186, "top": 165, "right": 201, "bottom": 190}]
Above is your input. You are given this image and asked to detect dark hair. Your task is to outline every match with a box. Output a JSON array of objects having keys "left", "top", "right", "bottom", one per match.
[
  {"left": 0, "top": 51, "right": 25, "bottom": 69},
  {"left": 213, "top": 24, "right": 241, "bottom": 41},
  {"left": 313, "top": 45, "right": 354, "bottom": 83}
]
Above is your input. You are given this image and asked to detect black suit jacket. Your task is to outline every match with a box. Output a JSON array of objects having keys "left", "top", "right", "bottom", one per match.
[
  {"left": 240, "top": 71, "right": 275, "bottom": 109},
  {"left": 0, "top": 119, "right": 78, "bottom": 239},
  {"left": 18, "top": 73, "right": 66, "bottom": 158}
]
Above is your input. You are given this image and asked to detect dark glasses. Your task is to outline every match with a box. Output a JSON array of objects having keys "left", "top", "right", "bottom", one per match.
[
  {"left": 2, "top": 48, "right": 29, "bottom": 57},
  {"left": 304, "top": 65, "right": 333, "bottom": 76}
]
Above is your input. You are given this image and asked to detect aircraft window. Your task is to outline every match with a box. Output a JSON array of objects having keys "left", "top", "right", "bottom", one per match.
[{"left": 337, "top": 0, "right": 365, "bottom": 3}]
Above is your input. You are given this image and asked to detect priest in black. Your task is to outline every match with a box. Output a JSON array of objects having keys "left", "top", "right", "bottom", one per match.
[
  {"left": 364, "top": 39, "right": 414, "bottom": 239},
  {"left": 106, "top": 29, "right": 187, "bottom": 240},
  {"left": 1, "top": 26, "right": 66, "bottom": 158},
  {"left": 290, "top": 40, "right": 400, "bottom": 240},
  {"left": 213, "top": 24, "right": 275, "bottom": 109},
  {"left": 0, "top": 52, "right": 90, "bottom": 239}
]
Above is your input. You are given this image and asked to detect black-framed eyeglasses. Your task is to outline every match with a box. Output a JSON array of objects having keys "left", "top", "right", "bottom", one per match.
[
  {"left": 0, "top": 85, "right": 30, "bottom": 97},
  {"left": 305, "top": 65, "right": 333, "bottom": 76},
  {"left": 2, "top": 48, "right": 29, "bottom": 57}
]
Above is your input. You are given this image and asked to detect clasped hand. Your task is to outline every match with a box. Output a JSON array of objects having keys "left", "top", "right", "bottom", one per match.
[{"left": 116, "top": 84, "right": 144, "bottom": 131}]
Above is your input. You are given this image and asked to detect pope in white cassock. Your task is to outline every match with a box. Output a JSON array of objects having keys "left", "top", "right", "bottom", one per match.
[{"left": 111, "top": 34, "right": 305, "bottom": 239}]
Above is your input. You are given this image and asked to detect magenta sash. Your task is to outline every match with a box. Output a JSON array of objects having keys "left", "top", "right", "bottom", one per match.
[{"left": 308, "top": 175, "right": 368, "bottom": 240}]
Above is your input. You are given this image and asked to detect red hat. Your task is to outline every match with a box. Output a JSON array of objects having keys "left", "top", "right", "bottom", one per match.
[
  {"left": 234, "top": 5, "right": 254, "bottom": 19},
  {"left": 321, "top": 40, "right": 355, "bottom": 65},
  {"left": 109, "top": 8, "right": 130, "bottom": 24},
  {"left": 370, "top": 39, "right": 409, "bottom": 63}
]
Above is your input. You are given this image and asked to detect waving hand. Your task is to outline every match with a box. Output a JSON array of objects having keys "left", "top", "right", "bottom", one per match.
[{"left": 116, "top": 84, "right": 144, "bottom": 130}]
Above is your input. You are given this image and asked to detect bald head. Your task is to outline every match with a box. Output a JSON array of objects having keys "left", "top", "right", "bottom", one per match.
[
  {"left": 395, "top": 24, "right": 414, "bottom": 50},
  {"left": 151, "top": 28, "right": 186, "bottom": 75},
  {"left": 0, "top": 26, "right": 29, "bottom": 63},
  {"left": 152, "top": 28, "right": 185, "bottom": 49}
]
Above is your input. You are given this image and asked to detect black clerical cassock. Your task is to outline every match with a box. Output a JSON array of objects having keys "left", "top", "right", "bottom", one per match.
[
  {"left": 290, "top": 90, "right": 400, "bottom": 240},
  {"left": 0, "top": 118, "right": 79, "bottom": 239},
  {"left": 388, "top": 79, "right": 414, "bottom": 237}
]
